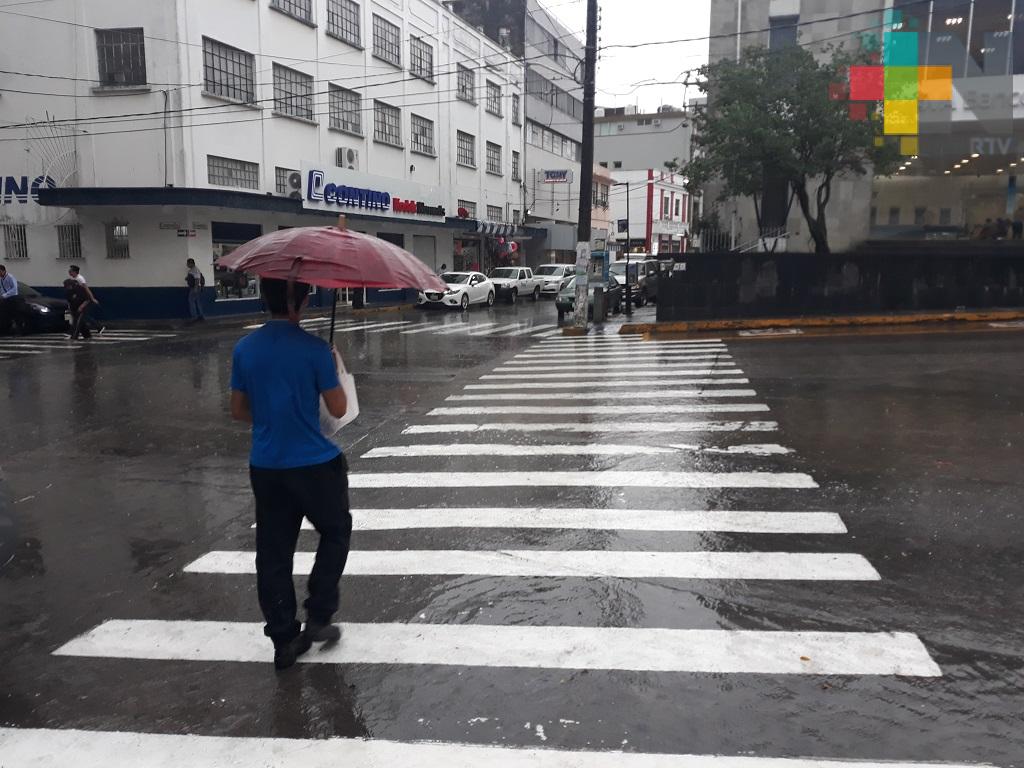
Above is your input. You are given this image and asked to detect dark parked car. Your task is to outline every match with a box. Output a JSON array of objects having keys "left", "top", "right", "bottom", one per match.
[
  {"left": 3, "top": 284, "right": 69, "bottom": 335},
  {"left": 555, "top": 276, "right": 622, "bottom": 321}
]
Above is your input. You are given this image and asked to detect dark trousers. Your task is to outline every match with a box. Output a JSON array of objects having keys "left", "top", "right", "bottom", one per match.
[
  {"left": 249, "top": 453, "right": 352, "bottom": 645},
  {"left": 0, "top": 296, "right": 23, "bottom": 334}
]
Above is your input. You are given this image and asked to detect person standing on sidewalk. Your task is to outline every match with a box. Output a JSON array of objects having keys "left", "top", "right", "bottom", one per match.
[
  {"left": 185, "top": 258, "right": 206, "bottom": 322},
  {"left": 229, "top": 276, "right": 352, "bottom": 671}
]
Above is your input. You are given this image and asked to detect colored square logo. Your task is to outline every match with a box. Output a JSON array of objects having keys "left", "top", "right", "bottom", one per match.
[
  {"left": 884, "top": 100, "right": 919, "bottom": 135},
  {"left": 899, "top": 136, "right": 919, "bottom": 156},
  {"left": 850, "top": 66, "right": 884, "bottom": 100},
  {"left": 883, "top": 31, "right": 918, "bottom": 67},
  {"left": 848, "top": 102, "right": 870, "bottom": 121},
  {"left": 885, "top": 67, "right": 919, "bottom": 100},
  {"left": 918, "top": 66, "right": 953, "bottom": 101}
]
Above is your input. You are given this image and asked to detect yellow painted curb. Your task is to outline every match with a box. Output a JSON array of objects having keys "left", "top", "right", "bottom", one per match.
[{"left": 561, "top": 326, "right": 589, "bottom": 337}]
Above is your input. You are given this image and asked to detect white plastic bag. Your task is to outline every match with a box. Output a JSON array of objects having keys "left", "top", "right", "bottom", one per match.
[{"left": 320, "top": 347, "right": 359, "bottom": 437}]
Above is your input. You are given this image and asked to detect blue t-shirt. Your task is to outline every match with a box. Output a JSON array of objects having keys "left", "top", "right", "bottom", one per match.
[{"left": 230, "top": 320, "right": 342, "bottom": 470}]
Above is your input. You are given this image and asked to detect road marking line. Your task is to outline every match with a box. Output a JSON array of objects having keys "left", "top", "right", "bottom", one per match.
[
  {"left": 494, "top": 362, "right": 738, "bottom": 373},
  {"left": 445, "top": 389, "right": 759, "bottom": 401},
  {"left": 471, "top": 322, "right": 527, "bottom": 335},
  {"left": 28, "top": 336, "right": 157, "bottom": 344},
  {"left": 504, "top": 323, "right": 558, "bottom": 336},
  {"left": 363, "top": 321, "right": 418, "bottom": 333},
  {"left": 403, "top": 421, "right": 779, "bottom": 434},
  {"left": 432, "top": 322, "right": 501, "bottom": 335},
  {"left": 427, "top": 405, "right": 770, "bottom": 416},
  {"left": 538, "top": 338, "right": 723, "bottom": 345},
  {"left": 269, "top": 507, "right": 846, "bottom": 533},
  {"left": 533, "top": 328, "right": 565, "bottom": 337},
  {"left": 400, "top": 323, "right": 459, "bottom": 335},
  {"left": 515, "top": 350, "right": 729, "bottom": 360},
  {"left": 347, "top": 470, "right": 815, "bottom": 489},
  {"left": 464, "top": 379, "right": 752, "bottom": 389},
  {"left": 0, "top": 347, "right": 48, "bottom": 354},
  {"left": 53, "top": 621, "right": 941, "bottom": 675},
  {"left": 334, "top": 321, "right": 413, "bottom": 333},
  {"left": 187, "top": 550, "right": 877, "bottom": 580},
  {"left": 361, "top": 442, "right": 789, "bottom": 457},
  {"left": 481, "top": 370, "right": 745, "bottom": 380}
]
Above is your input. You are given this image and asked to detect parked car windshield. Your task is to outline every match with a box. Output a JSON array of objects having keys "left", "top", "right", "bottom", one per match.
[
  {"left": 535, "top": 266, "right": 564, "bottom": 276},
  {"left": 489, "top": 268, "right": 519, "bottom": 279},
  {"left": 441, "top": 273, "right": 471, "bottom": 284}
]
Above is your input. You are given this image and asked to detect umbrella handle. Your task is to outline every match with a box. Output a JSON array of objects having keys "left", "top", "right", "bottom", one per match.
[{"left": 286, "top": 258, "right": 303, "bottom": 325}]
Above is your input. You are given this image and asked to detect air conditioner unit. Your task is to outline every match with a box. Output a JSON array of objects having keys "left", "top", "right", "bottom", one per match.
[{"left": 335, "top": 146, "right": 360, "bottom": 170}]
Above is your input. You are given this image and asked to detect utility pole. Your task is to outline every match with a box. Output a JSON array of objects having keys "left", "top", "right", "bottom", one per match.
[{"left": 572, "top": 0, "right": 599, "bottom": 330}]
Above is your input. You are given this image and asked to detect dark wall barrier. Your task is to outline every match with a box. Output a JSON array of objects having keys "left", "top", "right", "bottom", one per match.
[{"left": 657, "top": 248, "right": 1024, "bottom": 321}]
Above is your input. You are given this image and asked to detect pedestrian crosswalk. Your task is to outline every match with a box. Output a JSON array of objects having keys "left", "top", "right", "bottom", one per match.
[
  {"left": 13, "top": 333, "right": 964, "bottom": 766},
  {"left": 243, "top": 314, "right": 565, "bottom": 339},
  {"left": 0, "top": 329, "right": 179, "bottom": 361}
]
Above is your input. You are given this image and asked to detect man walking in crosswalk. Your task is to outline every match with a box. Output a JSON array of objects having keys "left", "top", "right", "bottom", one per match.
[{"left": 229, "top": 277, "right": 353, "bottom": 670}]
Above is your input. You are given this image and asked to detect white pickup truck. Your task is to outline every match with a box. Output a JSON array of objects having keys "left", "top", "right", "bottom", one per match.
[{"left": 487, "top": 267, "right": 542, "bottom": 303}]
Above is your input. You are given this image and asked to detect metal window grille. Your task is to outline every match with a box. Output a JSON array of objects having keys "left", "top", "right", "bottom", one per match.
[
  {"left": 2, "top": 224, "right": 28, "bottom": 259},
  {"left": 57, "top": 224, "right": 82, "bottom": 260},
  {"left": 512, "top": 150, "right": 521, "bottom": 181},
  {"left": 486, "top": 142, "right": 502, "bottom": 175},
  {"left": 273, "top": 64, "right": 314, "bottom": 120},
  {"left": 326, "top": 0, "right": 361, "bottom": 45},
  {"left": 329, "top": 84, "right": 362, "bottom": 134},
  {"left": 275, "top": 167, "right": 300, "bottom": 194},
  {"left": 410, "top": 37, "right": 434, "bottom": 81},
  {"left": 270, "top": 0, "right": 312, "bottom": 23},
  {"left": 458, "top": 199, "right": 477, "bottom": 218},
  {"left": 486, "top": 81, "right": 502, "bottom": 116},
  {"left": 372, "top": 15, "right": 401, "bottom": 66},
  {"left": 95, "top": 28, "right": 147, "bottom": 86},
  {"left": 208, "top": 155, "right": 260, "bottom": 189},
  {"left": 105, "top": 223, "right": 130, "bottom": 260},
  {"left": 456, "top": 131, "right": 475, "bottom": 167},
  {"left": 373, "top": 101, "right": 402, "bottom": 146},
  {"left": 487, "top": 205, "right": 503, "bottom": 222},
  {"left": 410, "top": 114, "right": 435, "bottom": 155},
  {"left": 457, "top": 65, "right": 476, "bottom": 103},
  {"left": 513, "top": 209, "right": 521, "bottom": 224},
  {"left": 203, "top": 38, "right": 255, "bottom": 103},
  {"left": 512, "top": 94, "right": 521, "bottom": 125}
]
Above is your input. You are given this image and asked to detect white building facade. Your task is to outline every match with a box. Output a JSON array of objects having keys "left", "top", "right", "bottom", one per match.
[
  {"left": 0, "top": 0, "right": 525, "bottom": 318},
  {"left": 595, "top": 107, "right": 694, "bottom": 175}
]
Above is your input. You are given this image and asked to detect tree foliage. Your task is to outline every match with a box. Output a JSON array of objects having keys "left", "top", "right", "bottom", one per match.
[{"left": 680, "top": 46, "right": 899, "bottom": 253}]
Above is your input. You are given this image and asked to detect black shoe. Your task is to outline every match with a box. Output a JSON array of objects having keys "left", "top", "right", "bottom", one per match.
[
  {"left": 273, "top": 634, "right": 313, "bottom": 671},
  {"left": 303, "top": 621, "right": 341, "bottom": 643}
]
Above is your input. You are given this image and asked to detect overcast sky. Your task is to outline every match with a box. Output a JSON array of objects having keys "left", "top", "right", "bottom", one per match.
[{"left": 552, "top": 0, "right": 712, "bottom": 112}]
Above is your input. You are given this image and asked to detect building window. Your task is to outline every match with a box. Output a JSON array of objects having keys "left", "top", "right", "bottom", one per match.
[
  {"left": 458, "top": 199, "right": 477, "bottom": 218},
  {"left": 525, "top": 68, "right": 583, "bottom": 119},
  {"left": 372, "top": 15, "right": 401, "bottom": 66},
  {"left": 410, "top": 114, "right": 435, "bottom": 155},
  {"left": 939, "top": 207, "right": 952, "bottom": 226},
  {"left": 888, "top": 207, "right": 901, "bottom": 226},
  {"left": 105, "top": 223, "right": 130, "bottom": 260},
  {"left": 487, "top": 205, "right": 503, "bottom": 222},
  {"left": 329, "top": 84, "right": 362, "bottom": 134},
  {"left": 612, "top": 160, "right": 622, "bottom": 169},
  {"left": 914, "top": 207, "right": 927, "bottom": 226},
  {"left": 373, "top": 100, "right": 402, "bottom": 146},
  {"left": 410, "top": 37, "right": 434, "bottom": 82},
  {"left": 457, "top": 64, "right": 476, "bottom": 103},
  {"left": 486, "top": 142, "right": 502, "bottom": 175},
  {"left": 326, "top": 0, "right": 360, "bottom": 46},
  {"left": 457, "top": 131, "right": 476, "bottom": 167},
  {"left": 592, "top": 183, "right": 609, "bottom": 208},
  {"left": 674, "top": 198, "right": 681, "bottom": 217},
  {"left": 203, "top": 38, "right": 256, "bottom": 103},
  {"left": 525, "top": 120, "right": 581, "bottom": 162},
  {"left": 57, "top": 224, "right": 82, "bottom": 260},
  {"left": 208, "top": 155, "right": 260, "bottom": 189},
  {"left": 769, "top": 15, "right": 799, "bottom": 49},
  {"left": 512, "top": 150, "right": 521, "bottom": 181},
  {"left": 271, "top": 0, "right": 313, "bottom": 24},
  {"left": 95, "top": 28, "right": 147, "bottom": 87},
  {"left": 2, "top": 224, "right": 28, "bottom": 260},
  {"left": 273, "top": 64, "right": 314, "bottom": 121},
  {"left": 512, "top": 209, "right": 521, "bottom": 224},
  {"left": 663, "top": 197, "right": 671, "bottom": 216},
  {"left": 512, "top": 93, "right": 521, "bottom": 125},
  {"left": 275, "top": 167, "right": 300, "bottom": 194},
  {"left": 486, "top": 81, "right": 502, "bottom": 116}
]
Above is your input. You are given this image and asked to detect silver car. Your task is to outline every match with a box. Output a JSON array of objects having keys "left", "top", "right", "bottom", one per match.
[{"left": 535, "top": 264, "right": 575, "bottom": 296}]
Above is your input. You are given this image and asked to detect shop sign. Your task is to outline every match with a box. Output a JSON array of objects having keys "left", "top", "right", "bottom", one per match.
[
  {"left": 177, "top": 229, "right": 197, "bottom": 238},
  {"left": 0, "top": 175, "right": 56, "bottom": 205},
  {"left": 303, "top": 167, "right": 446, "bottom": 219},
  {"left": 543, "top": 170, "right": 572, "bottom": 184}
]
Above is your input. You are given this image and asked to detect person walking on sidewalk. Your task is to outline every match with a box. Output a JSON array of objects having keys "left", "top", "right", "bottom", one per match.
[
  {"left": 65, "top": 265, "right": 104, "bottom": 336},
  {"left": 229, "top": 276, "right": 352, "bottom": 671},
  {"left": 63, "top": 278, "right": 94, "bottom": 340},
  {"left": 185, "top": 258, "right": 206, "bottom": 322}
]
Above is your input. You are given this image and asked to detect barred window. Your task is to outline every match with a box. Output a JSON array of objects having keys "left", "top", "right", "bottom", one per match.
[
  {"left": 275, "top": 167, "right": 300, "bottom": 194},
  {"left": 410, "top": 114, "right": 435, "bottom": 155},
  {"left": 485, "top": 81, "right": 502, "bottom": 116},
  {"left": 410, "top": 37, "right": 434, "bottom": 82},
  {"left": 273, "top": 63, "right": 314, "bottom": 121},
  {"left": 487, "top": 205, "right": 503, "bottom": 222},
  {"left": 329, "top": 84, "right": 362, "bottom": 134},
  {"left": 373, "top": 100, "right": 402, "bottom": 146},
  {"left": 512, "top": 150, "right": 521, "bottom": 181},
  {"left": 203, "top": 38, "right": 255, "bottom": 103},
  {"left": 57, "top": 224, "right": 82, "bottom": 260},
  {"left": 485, "top": 142, "right": 502, "bottom": 175},
  {"left": 458, "top": 199, "right": 477, "bottom": 218},
  {"left": 270, "top": 0, "right": 312, "bottom": 23},
  {"left": 512, "top": 93, "right": 521, "bottom": 125},
  {"left": 456, "top": 131, "right": 475, "bottom": 167},
  {"left": 2, "top": 224, "right": 27, "bottom": 259},
  {"left": 512, "top": 209, "right": 521, "bottom": 224},
  {"left": 372, "top": 15, "right": 401, "bottom": 66},
  {"left": 326, "top": 0, "right": 361, "bottom": 46},
  {"left": 456, "top": 64, "right": 475, "bottom": 103},
  {"left": 95, "top": 28, "right": 147, "bottom": 86},
  {"left": 208, "top": 155, "right": 259, "bottom": 189},
  {"left": 105, "top": 223, "right": 130, "bottom": 260}
]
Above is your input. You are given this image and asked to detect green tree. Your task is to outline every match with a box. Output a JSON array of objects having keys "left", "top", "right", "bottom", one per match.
[{"left": 678, "top": 45, "right": 898, "bottom": 254}]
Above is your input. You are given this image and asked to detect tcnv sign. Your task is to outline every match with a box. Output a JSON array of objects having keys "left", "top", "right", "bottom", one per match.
[
  {"left": 305, "top": 169, "right": 445, "bottom": 219},
  {"left": 543, "top": 169, "right": 572, "bottom": 184},
  {"left": 0, "top": 175, "right": 57, "bottom": 205}
]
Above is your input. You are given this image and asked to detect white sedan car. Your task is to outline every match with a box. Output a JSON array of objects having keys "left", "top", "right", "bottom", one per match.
[{"left": 418, "top": 271, "right": 495, "bottom": 310}]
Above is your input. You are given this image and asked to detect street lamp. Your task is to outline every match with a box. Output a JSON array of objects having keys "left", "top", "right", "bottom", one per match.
[{"left": 613, "top": 180, "right": 633, "bottom": 317}]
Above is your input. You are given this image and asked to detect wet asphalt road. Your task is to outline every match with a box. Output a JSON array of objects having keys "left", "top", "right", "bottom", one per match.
[{"left": 1, "top": 301, "right": 1022, "bottom": 766}]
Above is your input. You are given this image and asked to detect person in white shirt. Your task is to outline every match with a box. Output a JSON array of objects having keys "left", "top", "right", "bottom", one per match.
[
  {"left": 65, "top": 264, "right": 104, "bottom": 336},
  {"left": 0, "top": 264, "right": 23, "bottom": 334}
]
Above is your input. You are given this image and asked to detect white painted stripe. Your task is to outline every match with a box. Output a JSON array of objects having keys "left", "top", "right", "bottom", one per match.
[
  {"left": 464, "top": 379, "right": 752, "bottom": 389},
  {"left": 362, "top": 442, "right": 790, "bottom": 458},
  {"left": 504, "top": 323, "right": 558, "bottom": 336},
  {"left": 515, "top": 350, "right": 729, "bottom": 360},
  {"left": 433, "top": 322, "right": 501, "bottom": 335},
  {"left": 334, "top": 321, "right": 413, "bottom": 333},
  {"left": 494, "top": 361, "right": 738, "bottom": 372},
  {"left": 33, "top": 332, "right": 177, "bottom": 339},
  {"left": 0, "top": 347, "right": 45, "bottom": 354},
  {"left": 400, "top": 323, "right": 458, "bottom": 335},
  {"left": 364, "top": 321, "right": 421, "bottom": 333},
  {"left": 482, "top": 370, "right": 744, "bottom": 380},
  {"left": 53, "top": 620, "right": 941, "bottom": 675},
  {"left": 282, "top": 507, "right": 847, "bottom": 533},
  {"left": 445, "top": 389, "right": 758, "bottom": 401},
  {"left": 470, "top": 322, "right": 527, "bottom": 335},
  {"left": 538, "top": 337, "right": 723, "bottom": 345},
  {"left": 403, "top": 421, "right": 779, "bottom": 434},
  {"left": 0, "top": 342, "right": 75, "bottom": 350},
  {"left": 0, "top": 728, "right": 979, "bottom": 767},
  {"left": 427, "top": 405, "right": 770, "bottom": 416},
  {"left": 347, "top": 470, "right": 815, "bottom": 489},
  {"left": 533, "top": 329, "right": 564, "bottom": 337},
  {"left": 187, "top": 550, "right": 877, "bottom": 580},
  {"left": 28, "top": 336, "right": 157, "bottom": 344}
]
